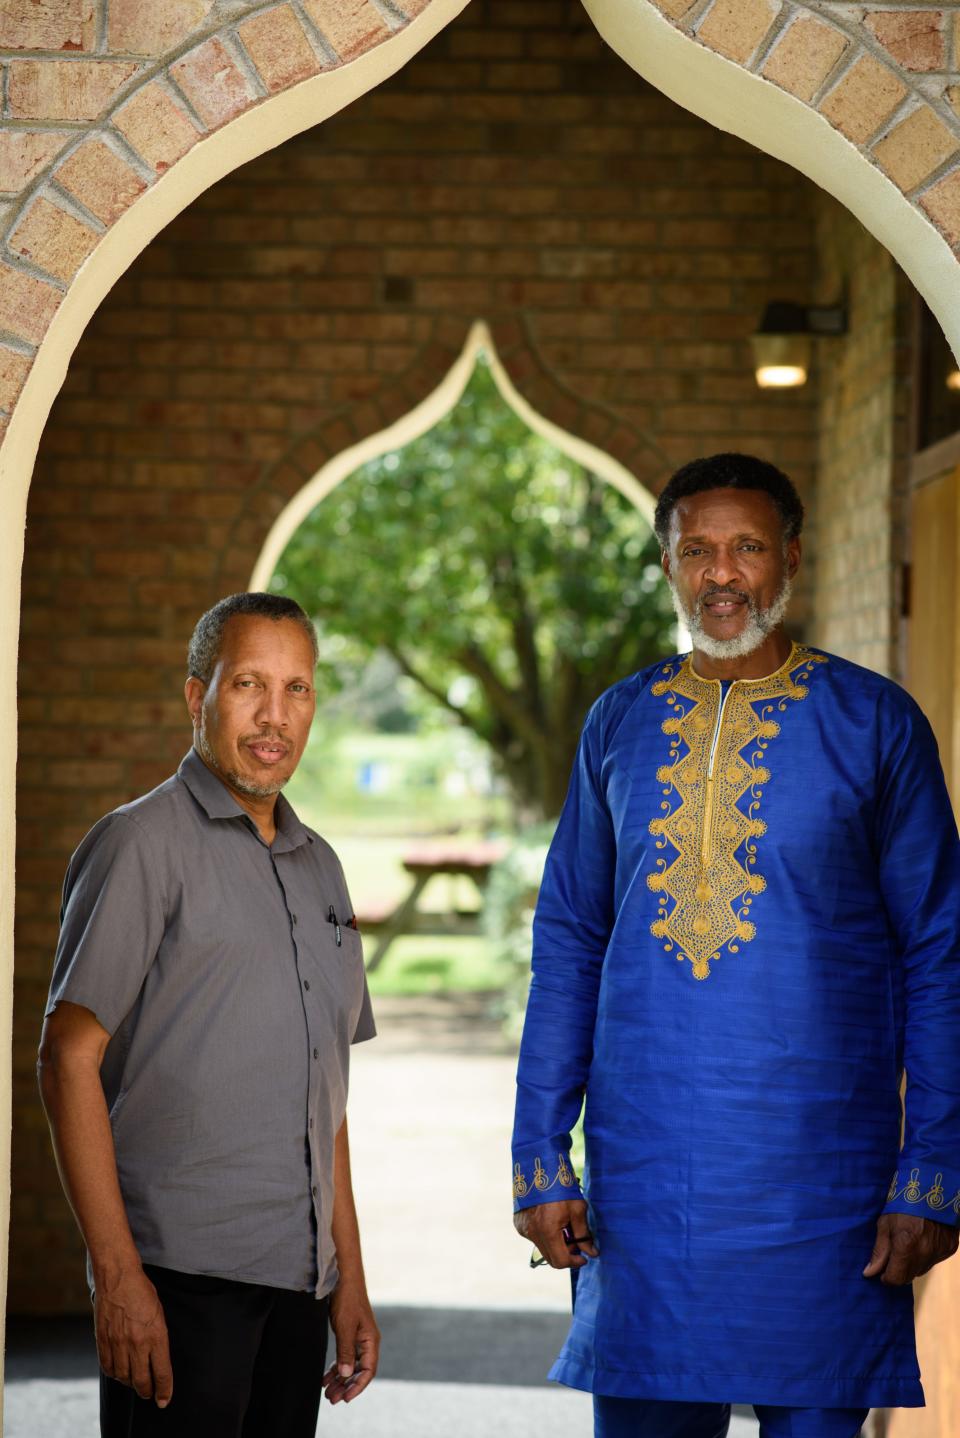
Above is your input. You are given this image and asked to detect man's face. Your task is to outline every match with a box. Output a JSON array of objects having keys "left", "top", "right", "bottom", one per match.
[
  {"left": 661, "top": 487, "right": 800, "bottom": 660},
  {"left": 185, "top": 615, "right": 316, "bottom": 799}
]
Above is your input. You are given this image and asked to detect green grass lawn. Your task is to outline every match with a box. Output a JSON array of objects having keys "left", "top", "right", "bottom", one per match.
[
  {"left": 287, "top": 727, "right": 509, "bottom": 838},
  {"left": 361, "top": 934, "right": 508, "bottom": 996}
]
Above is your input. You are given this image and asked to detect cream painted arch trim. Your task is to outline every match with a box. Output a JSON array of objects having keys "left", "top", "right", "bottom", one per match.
[
  {"left": 584, "top": 0, "right": 960, "bottom": 367},
  {"left": 0, "top": 0, "right": 470, "bottom": 1417},
  {"left": 250, "top": 318, "right": 656, "bottom": 591}
]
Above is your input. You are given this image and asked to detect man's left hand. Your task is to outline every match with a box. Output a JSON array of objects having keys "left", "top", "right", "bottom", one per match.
[
  {"left": 323, "top": 1281, "right": 380, "bottom": 1403},
  {"left": 863, "top": 1213, "right": 959, "bottom": 1285}
]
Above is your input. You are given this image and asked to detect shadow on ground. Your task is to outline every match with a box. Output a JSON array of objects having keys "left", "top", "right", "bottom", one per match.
[
  {"left": 6, "top": 1308, "right": 572, "bottom": 1386},
  {"left": 5, "top": 1306, "right": 753, "bottom": 1425}
]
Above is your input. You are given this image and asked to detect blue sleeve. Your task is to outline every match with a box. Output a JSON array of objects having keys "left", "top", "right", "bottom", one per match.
[
  {"left": 511, "top": 699, "right": 616, "bottom": 1211},
  {"left": 876, "top": 693, "right": 960, "bottom": 1228}
]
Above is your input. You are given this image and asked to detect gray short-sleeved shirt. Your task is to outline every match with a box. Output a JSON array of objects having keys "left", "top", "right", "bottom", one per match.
[{"left": 46, "top": 747, "right": 376, "bottom": 1298}]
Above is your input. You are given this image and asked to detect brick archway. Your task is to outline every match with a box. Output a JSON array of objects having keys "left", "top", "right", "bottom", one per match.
[
  {"left": 0, "top": 2, "right": 464, "bottom": 443},
  {"left": 3, "top": 0, "right": 960, "bottom": 466},
  {"left": 587, "top": 0, "right": 960, "bottom": 359}
]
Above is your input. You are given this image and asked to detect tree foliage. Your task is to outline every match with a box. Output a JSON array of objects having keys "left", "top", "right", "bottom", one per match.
[{"left": 271, "top": 358, "right": 675, "bottom": 819}]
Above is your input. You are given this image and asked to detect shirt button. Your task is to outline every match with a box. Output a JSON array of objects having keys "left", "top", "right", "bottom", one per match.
[
  {"left": 303, "top": 979, "right": 310, "bottom": 991},
  {"left": 309, "top": 1118, "right": 314, "bottom": 1130},
  {"left": 313, "top": 1047, "right": 319, "bottom": 1060},
  {"left": 312, "top": 1185, "right": 317, "bottom": 1197},
  {"left": 292, "top": 914, "right": 298, "bottom": 924}
]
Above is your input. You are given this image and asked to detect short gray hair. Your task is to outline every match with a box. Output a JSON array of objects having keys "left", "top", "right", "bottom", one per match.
[{"left": 187, "top": 592, "right": 318, "bottom": 683}]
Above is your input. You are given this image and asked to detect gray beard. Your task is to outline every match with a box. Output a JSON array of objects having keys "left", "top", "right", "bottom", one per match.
[
  {"left": 195, "top": 725, "right": 288, "bottom": 799},
  {"left": 669, "top": 575, "right": 793, "bottom": 661}
]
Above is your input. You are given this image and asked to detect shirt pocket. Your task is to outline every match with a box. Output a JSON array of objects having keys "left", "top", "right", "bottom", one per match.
[{"left": 311, "top": 915, "right": 365, "bottom": 1025}]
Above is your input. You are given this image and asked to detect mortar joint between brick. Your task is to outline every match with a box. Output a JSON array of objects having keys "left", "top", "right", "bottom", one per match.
[
  {"left": 672, "top": 0, "right": 714, "bottom": 37},
  {"left": 289, "top": 1, "right": 339, "bottom": 66},
  {"left": 95, "top": 0, "right": 108, "bottom": 54},
  {"left": 807, "top": 27, "right": 858, "bottom": 110},
  {"left": 89, "top": 125, "right": 157, "bottom": 186},
  {"left": 218, "top": 27, "right": 270, "bottom": 99},
  {"left": 372, "top": 0, "right": 408, "bottom": 31},
  {"left": 864, "top": 92, "right": 925, "bottom": 153},
  {"left": 231, "top": 18, "right": 277, "bottom": 90},
  {"left": 0, "top": 201, "right": 19, "bottom": 249},
  {"left": 910, "top": 149, "right": 960, "bottom": 205},
  {"left": 45, "top": 180, "right": 108, "bottom": 237},
  {"left": 0, "top": 47, "right": 141, "bottom": 61},
  {"left": 0, "top": 332, "right": 35, "bottom": 359},
  {"left": 750, "top": 3, "right": 796, "bottom": 75},
  {"left": 1, "top": 235, "right": 69, "bottom": 291},
  {"left": 162, "top": 69, "right": 213, "bottom": 138}
]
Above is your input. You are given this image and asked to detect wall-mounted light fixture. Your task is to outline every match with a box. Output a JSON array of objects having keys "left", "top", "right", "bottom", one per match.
[{"left": 751, "top": 300, "right": 847, "bottom": 390}]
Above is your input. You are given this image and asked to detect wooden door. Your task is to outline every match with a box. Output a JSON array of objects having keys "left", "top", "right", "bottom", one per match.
[
  {"left": 883, "top": 459, "right": 960, "bottom": 1438},
  {"left": 908, "top": 463, "right": 960, "bottom": 800}
]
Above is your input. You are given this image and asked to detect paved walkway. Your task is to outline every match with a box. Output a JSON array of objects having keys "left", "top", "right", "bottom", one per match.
[
  {"left": 348, "top": 992, "right": 573, "bottom": 1312},
  {"left": 4, "top": 994, "right": 758, "bottom": 1435}
]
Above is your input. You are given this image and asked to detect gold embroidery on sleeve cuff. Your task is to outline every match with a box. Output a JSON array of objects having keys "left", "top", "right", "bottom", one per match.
[
  {"left": 513, "top": 1152, "right": 577, "bottom": 1200},
  {"left": 887, "top": 1167, "right": 960, "bottom": 1216}
]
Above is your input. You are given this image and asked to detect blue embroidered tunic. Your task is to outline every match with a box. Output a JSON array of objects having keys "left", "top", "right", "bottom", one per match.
[{"left": 512, "top": 644, "right": 960, "bottom": 1409}]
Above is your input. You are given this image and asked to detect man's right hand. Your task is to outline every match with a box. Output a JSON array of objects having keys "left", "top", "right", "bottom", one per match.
[
  {"left": 95, "top": 1266, "right": 173, "bottom": 1408},
  {"left": 513, "top": 1197, "right": 599, "bottom": 1269}
]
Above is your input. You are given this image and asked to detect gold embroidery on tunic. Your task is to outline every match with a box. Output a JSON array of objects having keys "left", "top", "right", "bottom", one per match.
[
  {"left": 887, "top": 1167, "right": 960, "bottom": 1216},
  {"left": 647, "top": 644, "right": 827, "bottom": 980},
  {"left": 513, "top": 1153, "right": 578, "bottom": 1201}
]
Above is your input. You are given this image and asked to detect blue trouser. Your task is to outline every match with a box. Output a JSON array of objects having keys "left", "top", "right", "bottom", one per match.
[{"left": 593, "top": 1397, "right": 870, "bottom": 1438}]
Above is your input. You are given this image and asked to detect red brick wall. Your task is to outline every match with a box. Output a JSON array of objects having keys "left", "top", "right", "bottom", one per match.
[{"left": 10, "top": 0, "right": 824, "bottom": 1312}]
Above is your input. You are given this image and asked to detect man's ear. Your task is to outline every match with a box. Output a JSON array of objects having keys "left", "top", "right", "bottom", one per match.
[
  {"left": 660, "top": 546, "right": 672, "bottom": 581},
  {"left": 786, "top": 536, "right": 802, "bottom": 581},
  {"left": 184, "top": 676, "right": 206, "bottom": 726}
]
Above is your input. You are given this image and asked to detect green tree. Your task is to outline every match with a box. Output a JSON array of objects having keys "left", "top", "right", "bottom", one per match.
[{"left": 271, "top": 359, "right": 675, "bottom": 820}]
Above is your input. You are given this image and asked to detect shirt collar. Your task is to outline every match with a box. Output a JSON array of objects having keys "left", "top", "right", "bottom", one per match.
[{"left": 177, "top": 748, "right": 312, "bottom": 852}]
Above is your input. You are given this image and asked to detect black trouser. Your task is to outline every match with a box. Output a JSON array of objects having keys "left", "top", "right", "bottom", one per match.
[{"left": 100, "top": 1266, "right": 330, "bottom": 1438}]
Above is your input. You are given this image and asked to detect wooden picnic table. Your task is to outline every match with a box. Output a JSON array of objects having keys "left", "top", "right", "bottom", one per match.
[{"left": 360, "top": 839, "right": 509, "bottom": 972}]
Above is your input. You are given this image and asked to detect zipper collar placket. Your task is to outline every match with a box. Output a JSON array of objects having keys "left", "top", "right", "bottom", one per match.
[{"left": 703, "top": 680, "right": 736, "bottom": 868}]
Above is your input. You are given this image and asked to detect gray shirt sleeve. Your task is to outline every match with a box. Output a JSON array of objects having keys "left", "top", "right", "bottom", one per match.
[
  {"left": 326, "top": 848, "right": 376, "bottom": 1046},
  {"left": 352, "top": 970, "right": 376, "bottom": 1044},
  {"left": 47, "top": 812, "right": 167, "bottom": 1035}
]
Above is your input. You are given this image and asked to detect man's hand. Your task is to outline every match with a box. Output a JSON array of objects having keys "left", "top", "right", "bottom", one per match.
[
  {"left": 95, "top": 1266, "right": 172, "bottom": 1407},
  {"left": 323, "top": 1280, "right": 380, "bottom": 1404},
  {"left": 514, "top": 1197, "right": 598, "bottom": 1269},
  {"left": 863, "top": 1213, "right": 960, "bottom": 1286}
]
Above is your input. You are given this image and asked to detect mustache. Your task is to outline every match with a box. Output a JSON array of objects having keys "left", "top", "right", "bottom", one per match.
[
  {"left": 699, "top": 586, "right": 750, "bottom": 604},
  {"left": 241, "top": 733, "right": 291, "bottom": 750}
]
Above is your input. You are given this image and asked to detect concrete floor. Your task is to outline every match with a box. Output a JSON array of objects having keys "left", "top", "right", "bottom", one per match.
[{"left": 4, "top": 994, "right": 759, "bottom": 1435}]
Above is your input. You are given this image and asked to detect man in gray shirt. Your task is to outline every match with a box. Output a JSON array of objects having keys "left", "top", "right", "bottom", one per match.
[{"left": 39, "top": 592, "right": 378, "bottom": 1437}]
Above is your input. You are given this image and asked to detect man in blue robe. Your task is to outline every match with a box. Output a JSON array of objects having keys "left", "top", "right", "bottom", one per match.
[{"left": 511, "top": 453, "right": 960, "bottom": 1438}]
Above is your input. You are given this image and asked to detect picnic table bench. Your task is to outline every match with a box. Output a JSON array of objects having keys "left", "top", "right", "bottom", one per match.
[{"left": 358, "top": 839, "right": 509, "bottom": 972}]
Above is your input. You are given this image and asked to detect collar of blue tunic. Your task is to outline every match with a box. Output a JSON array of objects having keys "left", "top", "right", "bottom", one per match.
[
  {"left": 686, "top": 638, "right": 801, "bottom": 687},
  {"left": 177, "top": 747, "right": 312, "bottom": 853}
]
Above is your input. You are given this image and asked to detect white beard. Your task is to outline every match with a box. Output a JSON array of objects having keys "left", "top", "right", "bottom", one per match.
[{"left": 669, "top": 574, "right": 793, "bottom": 661}]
